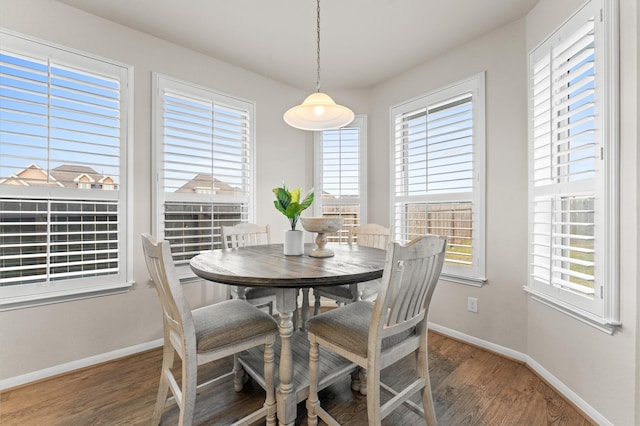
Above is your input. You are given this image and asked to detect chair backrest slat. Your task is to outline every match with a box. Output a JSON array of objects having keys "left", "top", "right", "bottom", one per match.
[
  {"left": 350, "top": 223, "right": 391, "bottom": 250},
  {"left": 222, "top": 223, "right": 271, "bottom": 249},
  {"left": 407, "top": 256, "right": 433, "bottom": 320},
  {"left": 372, "top": 235, "right": 446, "bottom": 339}
]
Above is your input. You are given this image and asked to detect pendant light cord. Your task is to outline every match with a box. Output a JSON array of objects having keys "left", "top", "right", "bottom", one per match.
[
  {"left": 316, "top": 0, "right": 321, "bottom": 93},
  {"left": 282, "top": 0, "right": 354, "bottom": 130}
]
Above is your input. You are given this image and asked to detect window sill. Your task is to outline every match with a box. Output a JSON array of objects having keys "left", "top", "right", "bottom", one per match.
[
  {"left": 441, "top": 273, "right": 487, "bottom": 287},
  {"left": 523, "top": 286, "right": 620, "bottom": 335},
  {"left": 0, "top": 282, "right": 133, "bottom": 311}
]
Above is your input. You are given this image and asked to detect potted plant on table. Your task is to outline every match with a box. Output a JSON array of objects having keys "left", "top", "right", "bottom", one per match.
[{"left": 273, "top": 183, "right": 314, "bottom": 255}]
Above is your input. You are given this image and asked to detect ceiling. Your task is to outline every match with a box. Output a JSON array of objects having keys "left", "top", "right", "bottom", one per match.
[{"left": 57, "top": 0, "right": 539, "bottom": 91}]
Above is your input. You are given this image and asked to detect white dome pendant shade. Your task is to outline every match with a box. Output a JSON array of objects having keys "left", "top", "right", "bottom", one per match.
[
  {"left": 283, "top": 0, "right": 354, "bottom": 131},
  {"left": 284, "top": 92, "right": 354, "bottom": 131}
]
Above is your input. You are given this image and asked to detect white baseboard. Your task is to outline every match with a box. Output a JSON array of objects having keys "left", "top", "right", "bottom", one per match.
[
  {"left": 0, "top": 338, "right": 163, "bottom": 391},
  {"left": 428, "top": 322, "right": 611, "bottom": 426},
  {"left": 428, "top": 322, "right": 527, "bottom": 363}
]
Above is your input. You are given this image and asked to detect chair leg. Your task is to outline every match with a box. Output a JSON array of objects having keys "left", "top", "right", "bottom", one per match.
[
  {"left": 418, "top": 338, "right": 438, "bottom": 426},
  {"left": 152, "top": 343, "right": 174, "bottom": 425},
  {"left": 349, "top": 283, "right": 362, "bottom": 302},
  {"left": 366, "top": 361, "right": 381, "bottom": 425},
  {"left": 358, "top": 368, "right": 368, "bottom": 395},
  {"left": 179, "top": 351, "right": 198, "bottom": 426},
  {"left": 264, "top": 338, "right": 277, "bottom": 426},
  {"left": 313, "top": 290, "right": 321, "bottom": 315},
  {"left": 233, "top": 354, "right": 246, "bottom": 392},
  {"left": 293, "top": 293, "right": 299, "bottom": 330},
  {"left": 301, "top": 288, "right": 310, "bottom": 330},
  {"left": 350, "top": 367, "right": 362, "bottom": 392},
  {"left": 306, "top": 336, "right": 320, "bottom": 426}
]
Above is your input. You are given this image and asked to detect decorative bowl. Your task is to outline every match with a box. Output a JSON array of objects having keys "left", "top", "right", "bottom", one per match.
[
  {"left": 300, "top": 217, "right": 344, "bottom": 233},
  {"left": 300, "top": 217, "right": 344, "bottom": 257}
]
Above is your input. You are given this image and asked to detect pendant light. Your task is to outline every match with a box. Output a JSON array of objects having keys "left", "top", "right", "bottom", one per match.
[{"left": 283, "top": 0, "right": 354, "bottom": 131}]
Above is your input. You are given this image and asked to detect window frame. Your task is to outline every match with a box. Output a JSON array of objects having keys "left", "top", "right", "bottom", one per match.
[
  {"left": 0, "top": 30, "right": 134, "bottom": 310},
  {"left": 313, "top": 115, "right": 367, "bottom": 243},
  {"left": 525, "top": 0, "right": 620, "bottom": 333},
  {"left": 389, "top": 73, "right": 486, "bottom": 286},
  {"left": 152, "top": 73, "right": 256, "bottom": 280}
]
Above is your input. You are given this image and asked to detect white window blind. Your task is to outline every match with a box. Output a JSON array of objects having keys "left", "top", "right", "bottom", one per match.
[
  {"left": 154, "top": 74, "right": 254, "bottom": 276},
  {"left": 0, "top": 199, "right": 119, "bottom": 285},
  {"left": 313, "top": 116, "right": 366, "bottom": 244},
  {"left": 527, "top": 0, "right": 619, "bottom": 330},
  {"left": 0, "top": 31, "right": 131, "bottom": 309},
  {"left": 391, "top": 74, "right": 485, "bottom": 284}
]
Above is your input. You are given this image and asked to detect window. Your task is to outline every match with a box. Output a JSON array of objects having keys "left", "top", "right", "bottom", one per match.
[
  {"left": 313, "top": 116, "right": 367, "bottom": 243},
  {"left": 0, "top": 31, "right": 132, "bottom": 309},
  {"left": 390, "top": 73, "right": 486, "bottom": 285},
  {"left": 526, "top": 0, "right": 619, "bottom": 332},
  {"left": 153, "top": 74, "right": 254, "bottom": 278}
]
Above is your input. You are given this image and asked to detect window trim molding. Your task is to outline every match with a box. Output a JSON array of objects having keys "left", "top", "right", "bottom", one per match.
[
  {"left": 599, "top": 0, "right": 620, "bottom": 326},
  {"left": 0, "top": 30, "right": 134, "bottom": 310},
  {"left": 151, "top": 73, "right": 256, "bottom": 280},
  {"left": 525, "top": 0, "right": 620, "bottom": 332},
  {"left": 0, "top": 281, "right": 133, "bottom": 312},
  {"left": 389, "top": 72, "right": 486, "bottom": 286}
]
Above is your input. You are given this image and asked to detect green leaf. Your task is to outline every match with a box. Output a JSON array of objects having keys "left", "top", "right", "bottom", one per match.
[
  {"left": 273, "top": 200, "right": 287, "bottom": 216},
  {"left": 273, "top": 187, "right": 291, "bottom": 212},
  {"left": 285, "top": 202, "right": 302, "bottom": 218},
  {"left": 290, "top": 188, "right": 301, "bottom": 204},
  {"left": 300, "top": 189, "right": 314, "bottom": 210}
]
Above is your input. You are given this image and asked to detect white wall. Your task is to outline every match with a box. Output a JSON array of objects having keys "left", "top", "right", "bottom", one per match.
[{"left": 0, "top": 0, "right": 368, "bottom": 381}]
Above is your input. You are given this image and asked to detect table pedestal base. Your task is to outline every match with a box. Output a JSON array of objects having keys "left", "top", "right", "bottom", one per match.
[{"left": 238, "top": 329, "right": 355, "bottom": 425}]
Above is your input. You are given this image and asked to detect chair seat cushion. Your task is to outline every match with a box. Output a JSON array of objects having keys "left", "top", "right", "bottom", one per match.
[
  {"left": 315, "top": 279, "right": 382, "bottom": 302},
  {"left": 306, "top": 301, "right": 415, "bottom": 358},
  {"left": 192, "top": 299, "right": 278, "bottom": 353},
  {"left": 359, "top": 279, "right": 382, "bottom": 302},
  {"left": 243, "top": 286, "right": 276, "bottom": 299},
  {"left": 315, "top": 284, "right": 354, "bottom": 300}
]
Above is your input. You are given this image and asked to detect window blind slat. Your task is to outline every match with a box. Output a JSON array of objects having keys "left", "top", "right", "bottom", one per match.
[{"left": 0, "top": 197, "right": 120, "bottom": 285}]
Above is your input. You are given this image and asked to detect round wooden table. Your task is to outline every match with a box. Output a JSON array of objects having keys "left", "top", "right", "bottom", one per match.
[{"left": 190, "top": 243, "right": 386, "bottom": 426}]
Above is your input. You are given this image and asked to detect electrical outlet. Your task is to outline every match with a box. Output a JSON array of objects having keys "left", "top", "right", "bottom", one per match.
[{"left": 467, "top": 297, "right": 478, "bottom": 313}]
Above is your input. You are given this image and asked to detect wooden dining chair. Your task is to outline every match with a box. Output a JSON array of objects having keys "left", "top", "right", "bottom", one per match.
[
  {"left": 313, "top": 223, "right": 391, "bottom": 314},
  {"left": 306, "top": 234, "right": 447, "bottom": 426},
  {"left": 221, "top": 223, "right": 277, "bottom": 314},
  {"left": 141, "top": 233, "right": 278, "bottom": 426},
  {"left": 222, "top": 223, "right": 271, "bottom": 248}
]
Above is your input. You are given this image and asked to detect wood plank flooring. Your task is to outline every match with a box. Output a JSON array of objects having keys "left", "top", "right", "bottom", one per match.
[{"left": 0, "top": 331, "right": 594, "bottom": 425}]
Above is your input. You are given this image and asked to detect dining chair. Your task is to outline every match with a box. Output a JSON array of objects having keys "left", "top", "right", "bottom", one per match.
[
  {"left": 312, "top": 223, "right": 391, "bottom": 314},
  {"left": 306, "top": 234, "right": 447, "bottom": 426},
  {"left": 141, "top": 233, "right": 278, "bottom": 426},
  {"left": 221, "top": 223, "right": 277, "bottom": 315}
]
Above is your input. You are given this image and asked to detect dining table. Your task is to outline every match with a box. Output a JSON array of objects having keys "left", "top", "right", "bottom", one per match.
[{"left": 190, "top": 242, "right": 386, "bottom": 426}]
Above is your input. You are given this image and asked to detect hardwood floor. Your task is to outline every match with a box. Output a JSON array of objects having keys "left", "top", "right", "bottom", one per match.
[{"left": 0, "top": 331, "right": 594, "bottom": 425}]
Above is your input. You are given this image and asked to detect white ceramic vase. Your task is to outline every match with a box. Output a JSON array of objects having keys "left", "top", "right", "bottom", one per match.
[{"left": 283, "top": 230, "right": 304, "bottom": 256}]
